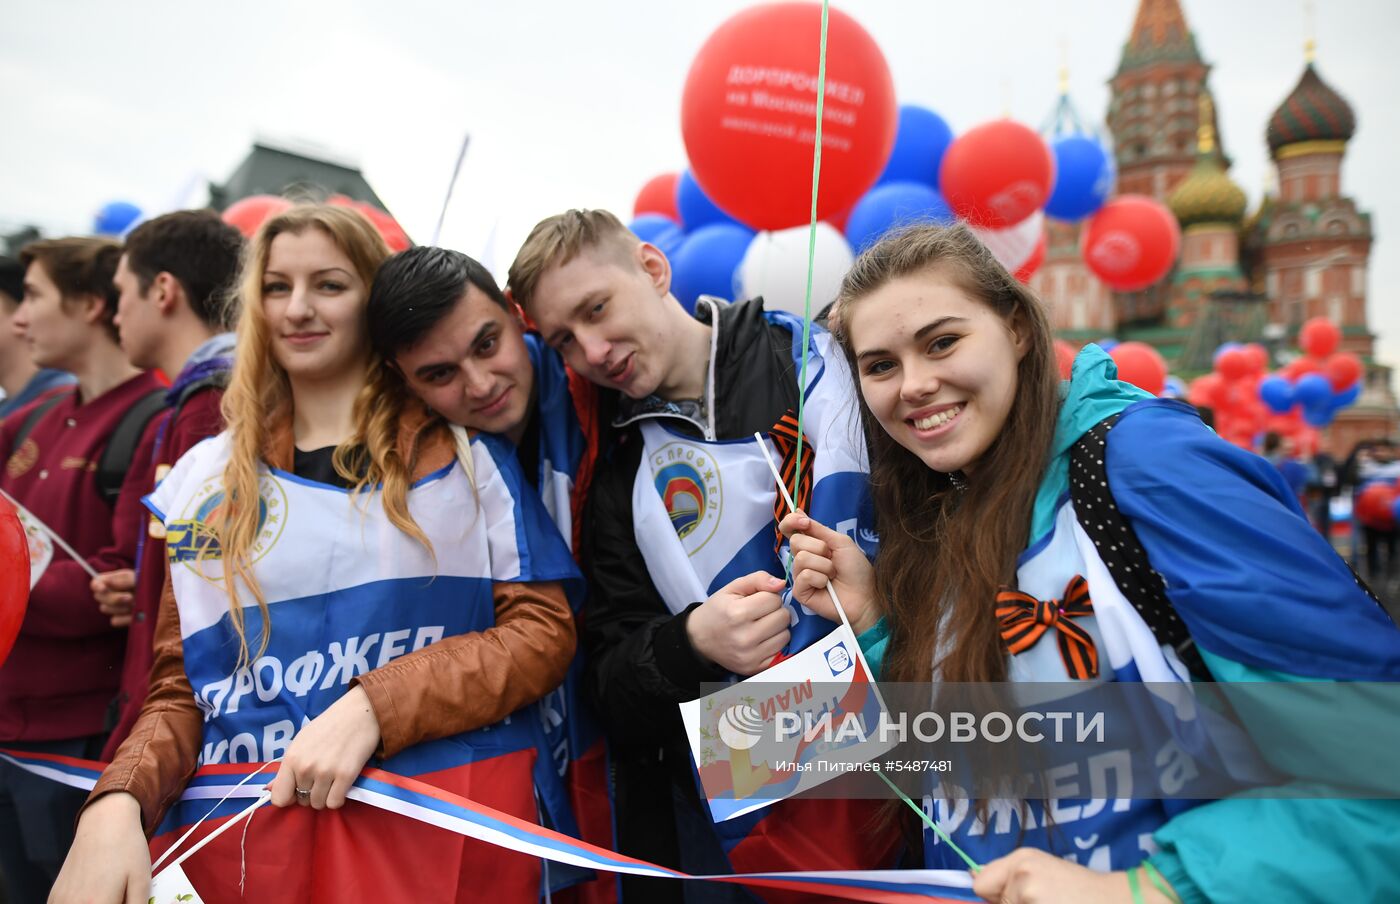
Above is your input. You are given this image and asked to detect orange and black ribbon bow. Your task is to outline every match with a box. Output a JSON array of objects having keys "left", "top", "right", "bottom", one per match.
[
  {"left": 769, "top": 409, "right": 813, "bottom": 558},
  {"left": 996, "top": 575, "right": 1099, "bottom": 679}
]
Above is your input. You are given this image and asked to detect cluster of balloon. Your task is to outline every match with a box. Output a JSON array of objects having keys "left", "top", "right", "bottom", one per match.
[
  {"left": 629, "top": 2, "right": 896, "bottom": 314},
  {"left": 93, "top": 200, "right": 144, "bottom": 237},
  {"left": 1256, "top": 317, "right": 1363, "bottom": 429},
  {"left": 1187, "top": 342, "right": 1278, "bottom": 449},
  {"left": 0, "top": 495, "right": 28, "bottom": 668}
]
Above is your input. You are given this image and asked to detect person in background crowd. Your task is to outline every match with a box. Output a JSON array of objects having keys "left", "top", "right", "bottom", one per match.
[
  {"left": 0, "top": 255, "right": 74, "bottom": 420},
  {"left": 1260, "top": 431, "right": 1309, "bottom": 503},
  {"left": 51, "top": 205, "right": 580, "bottom": 904},
  {"left": 781, "top": 223, "right": 1400, "bottom": 903},
  {"left": 1354, "top": 439, "right": 1400, "bottom": 580},
  {"left": 94, "top": 209, "right": 245, "bottom": 759},
  {"left": 0, "top": 238, "right": 163, "bottom": 904}
]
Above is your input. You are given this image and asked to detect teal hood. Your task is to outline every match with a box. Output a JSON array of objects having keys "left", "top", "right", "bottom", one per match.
[{"left": 1028, "top": 344, "right": 1154, "bottom": 547}]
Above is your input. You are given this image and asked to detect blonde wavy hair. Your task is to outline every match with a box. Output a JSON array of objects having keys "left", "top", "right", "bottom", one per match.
[{"left": 214, "top": 204, "right": 443, "bottom": 667}]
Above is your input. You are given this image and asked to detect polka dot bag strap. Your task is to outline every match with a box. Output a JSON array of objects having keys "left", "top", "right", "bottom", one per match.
[{"left": 1070, "top": 414, "right": 1214, "bottom": 682}]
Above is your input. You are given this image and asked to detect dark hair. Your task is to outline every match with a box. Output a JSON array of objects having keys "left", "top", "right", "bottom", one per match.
[
  {"left": 0, "top": 256, "right": 23, "bottom": 308},
  {"left": 367, "top": 246, "right": 508, "bottom": 358},
  {"left": 123, "top": 210, "right": 245, "bottom": 330},
  {"left": 19, "top": 237, "right": 123, "bottom": 340},
  {"left": 831, "top": 223, "right": 1060, "bottom": 686}
]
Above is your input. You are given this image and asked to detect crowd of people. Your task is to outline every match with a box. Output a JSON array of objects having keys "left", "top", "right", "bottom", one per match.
[{"left": 0, "top": 203, "right": 1396, "bottom": 904}]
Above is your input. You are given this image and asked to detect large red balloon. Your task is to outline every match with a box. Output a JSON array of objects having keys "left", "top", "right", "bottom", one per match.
[
  {"left": 634, "top": 173, "right": 681, "bottom": 220},
  {"left": 1216, "top": 347, "right": 1253, "bottom": 382},
  {"left": 1299, "top": 317, "right": 1341, "bottom": 359},
  {"left": 1110, "top": 341, "right": 1167, "bottom": 396},
  {"left": 1325, "top": 352, "right": 1363, "bottom": 390},
  {"left": 681, "top": 3, "right": 897, "bottom": 231},
  {"left": 327, "top": 195, "right": 411, "bottom": 251},
  {"left": 1080, "top": 195, "right": 1181, "bottom": 291},
  {"left": 939, "top": 120, "right": 1055, "bottom": 228},
  {"left": 1188, "top": 373, "right": 1223, "bottom": 408},
  {"left": 0, "top": 495, "right": 29, "bottom": 668},
  {"left": 222, "top": 195, "right": 292, "bottom": 238}
]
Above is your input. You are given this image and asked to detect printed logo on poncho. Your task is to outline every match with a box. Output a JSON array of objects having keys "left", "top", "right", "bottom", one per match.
[
  {"left": 167, "top": 476, "right": 287, "bottom": 576},
  {"left": 650, "top": 441, "right": 723, "bottom": 554}
]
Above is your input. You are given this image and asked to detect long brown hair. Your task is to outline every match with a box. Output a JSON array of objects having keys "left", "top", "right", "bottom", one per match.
[
  {"left": 832, "top": 224, "right": 1060, "bottom": 685},
  {"left": 216, "top": 204, "right": 444, "bottom": 668}
]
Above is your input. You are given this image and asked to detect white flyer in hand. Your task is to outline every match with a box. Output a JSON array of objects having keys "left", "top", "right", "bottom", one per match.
[
  {"left": 679, "top": 621, "right": 894, "bottom": 822},
  {"left": 148, "top": 862, "right": 206, "bottom": 903},
  {"left": 14, "top": 504, "right": 52, "bottom": 590}
]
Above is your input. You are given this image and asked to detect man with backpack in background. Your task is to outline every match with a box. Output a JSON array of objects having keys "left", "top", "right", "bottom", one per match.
[
  {"left": 0, "top": 237, "right": 165, "bottom": 903},
  {"left": 94, "top": 209, "right": 243, "bottom": 760}
]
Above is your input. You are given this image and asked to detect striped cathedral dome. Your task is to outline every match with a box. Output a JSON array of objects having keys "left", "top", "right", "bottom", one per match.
[{"left": 1267, "top": 63, "right": 1356, "bottom": 155}]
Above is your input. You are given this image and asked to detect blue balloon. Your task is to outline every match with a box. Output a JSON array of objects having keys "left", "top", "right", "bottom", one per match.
[
  {"left": 676, "top": 170, "right": 741, "bottom": 232},
  {"left": 877, "top": 105, "right": 955, "bottom": 187},
  {"left": 93, "top": 200, "right": 142, "bottom": 236},
  {"left": 629, "top": 214, "right": 682, "bottom": 245},
  {"left": 1330, "top": 382, "right": 1362, "bottom": 410},
  {"left": 1045, "top": 135, "right": 1114, "bottom": 221},
  {"left": 844, "top": 181, "right": 954, "bottom": 253},
  {"left": 1162, "top": 375, "right": 1187, "bottom": 399},
  {"left": 1097, "top": 338, "right": 1119, "bottom": 353},
  {"left": 669, "top": 223, "right": 755, "bottom": 313},
  {"left": 1294, "top": 373, "right": 1333, "bottom": 408},
  {"left": 1302, "top": 401, "right": 1336, "bottom": 428},
  {"left": 1258, "top": 375, "right": 1295, "bottom": 414}
]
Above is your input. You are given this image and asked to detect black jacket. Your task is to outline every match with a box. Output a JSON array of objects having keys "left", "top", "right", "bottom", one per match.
[{"left": 580, "top": 297, "right": 803, "bottom": 888}]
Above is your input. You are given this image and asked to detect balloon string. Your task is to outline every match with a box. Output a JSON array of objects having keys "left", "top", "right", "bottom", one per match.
[{"left": 792, "top": 0, "right": 830, "bottom": 512}]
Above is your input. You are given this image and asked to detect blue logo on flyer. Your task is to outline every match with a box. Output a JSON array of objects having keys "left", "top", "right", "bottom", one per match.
[{"left": 825, "top": 642, "right": 852, "bottom": 676}]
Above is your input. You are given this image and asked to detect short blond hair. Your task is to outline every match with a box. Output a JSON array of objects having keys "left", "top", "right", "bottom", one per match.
[{"left": 507, "top": 209, "right": 639, "bottom": 308}]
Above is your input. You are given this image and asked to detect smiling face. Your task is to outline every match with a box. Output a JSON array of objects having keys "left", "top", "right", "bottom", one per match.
[
  {"left": 527, "top": 244, "right": 675, "bottom": 399},
  {"left": 394, "top": 284, "right": 535, "bottom": 439},
  {"left": 260, "top": 228, "right": 371, "bottom": 385},
  {"left": 847, "top": 272, "right": 1028, "bottom": 475}
]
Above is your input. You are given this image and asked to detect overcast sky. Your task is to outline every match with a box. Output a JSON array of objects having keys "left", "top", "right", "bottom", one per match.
[{"left": 2, "top": 0, "right": 1396, "bottom": 365}]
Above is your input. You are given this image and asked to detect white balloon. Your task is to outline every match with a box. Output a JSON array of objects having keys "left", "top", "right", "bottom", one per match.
[
  {"left": 736, "top": 222, "right": 855, "bottom": 317},
  {"left": 971, "top": 209, "right": 1045, "bottom": 273}
]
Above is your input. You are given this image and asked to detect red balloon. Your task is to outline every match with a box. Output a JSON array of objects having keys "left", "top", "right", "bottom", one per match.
[
  {"left": 1110, "top": 341, "right": 1167, "bottom": 396},
  {"left": 681, "top": 4, "right": 897, "bottom": 231},
  {"left": 940, "top": 120, "right": 1055, "bottom": 228},
  {"left": 1080, "top": 195, "right": 1181, "bottom": 291},
  {"left": 1188, "top": 373, "right": 1223, "bottom": 408},
  {"left": 0, "top": 495, "right": 28, "bottom": 668},
  {"left": 1216, "top": 347, "right": 1253, "bottom": 382},
  {"left": 222, "top": 195, "right": 292, "bottom": 238},
  {"left": 1299, "top": 317, "right": 1341, "bottom": 359},
  {"left": 1325, "top": 352, "right": 1363, "bottom": 390},
  {"left": 1356, "top": 482, "right": 1398, "bottom": 531},
  {"left": 1014, "top": 230, "right": 1048, "bottom": 283},
  {"left": 357, "top": 204, "right": 412, "bottom": 252},
  {"left": 1242, "top": 343, "right": 1269, "bottom": 375},
  {"left": 634, "top": 173, "right": 681, "bottom": 220},
  {"left": 1053, "top": 339, "right": 1077, "bottom": 380}
]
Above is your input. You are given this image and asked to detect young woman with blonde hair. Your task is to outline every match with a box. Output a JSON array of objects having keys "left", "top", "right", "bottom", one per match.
[
  {"left": 52, "top": 205, "right": 581, "bottom": 903},
  {"left": 782, "top": 223, "right": 1400, "bottom": 903}
]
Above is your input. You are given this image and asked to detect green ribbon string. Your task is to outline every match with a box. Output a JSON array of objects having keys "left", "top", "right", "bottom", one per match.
[
  {"left": 875, "top": 771, "right": 982, "bottom": 874},
  {"left": 790, "top": 0, "right": 830, "bottom": 512}
]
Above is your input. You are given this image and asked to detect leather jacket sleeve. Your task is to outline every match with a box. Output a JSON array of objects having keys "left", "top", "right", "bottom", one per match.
[{"left": 85, "top": 571, "right": 575, "bottom": 835}]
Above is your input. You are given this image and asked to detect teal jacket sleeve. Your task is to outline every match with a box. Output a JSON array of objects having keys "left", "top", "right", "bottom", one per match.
[{"left": 1146, "top": 650, "right": 1400, "bottom": 904}]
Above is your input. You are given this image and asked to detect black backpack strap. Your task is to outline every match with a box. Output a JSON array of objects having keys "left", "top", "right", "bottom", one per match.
[
  {"left": 9, "top": 389, "right": 74, "bottom": 450},
  {"left": 1069, "top": 413, "right": 1214, "bottom": 682},
  {"left": 96, "top": 390, "right": 169, "bottom": 507}
]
